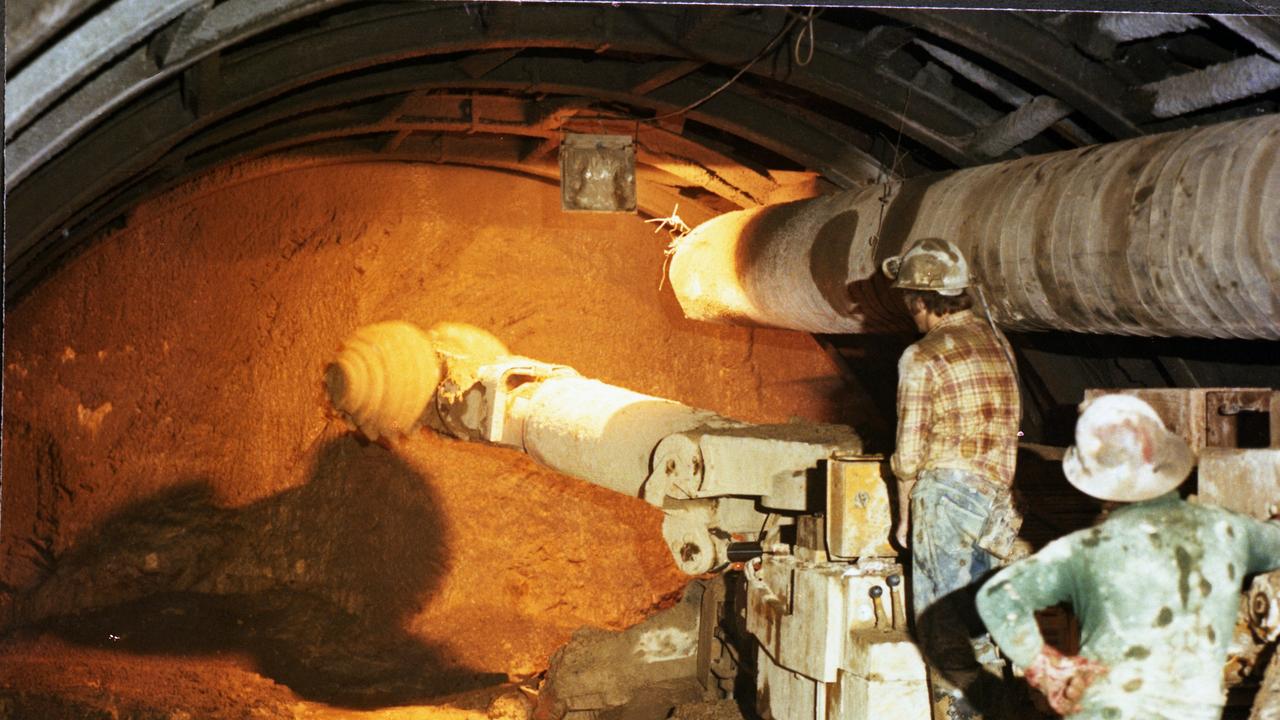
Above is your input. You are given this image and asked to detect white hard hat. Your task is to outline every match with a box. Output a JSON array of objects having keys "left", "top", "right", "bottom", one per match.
[
  {"left": 880, "top": 238, "right": 970, "bottom": 296},
  {"left": 1062, "top": 394, "right": 1195, "bottom": 502}
]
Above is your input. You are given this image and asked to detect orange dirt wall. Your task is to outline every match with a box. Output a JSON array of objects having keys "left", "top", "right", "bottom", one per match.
[{"left": 2, "top": 161, "right": 849, "bottom": 679}]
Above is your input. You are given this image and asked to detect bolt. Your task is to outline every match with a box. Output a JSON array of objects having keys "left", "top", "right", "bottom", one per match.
[{"left": 1253, "top": 591, "right": 1270, "bottom": 622}]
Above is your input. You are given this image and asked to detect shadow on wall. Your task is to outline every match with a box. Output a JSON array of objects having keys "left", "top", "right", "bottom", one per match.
[{"left": 19, "top": 434, "right": 503, "bottom": 708}]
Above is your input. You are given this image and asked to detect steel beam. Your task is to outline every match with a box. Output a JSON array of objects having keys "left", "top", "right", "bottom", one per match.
[
  {"left": 5, "top": 0, "right": 102, "bottom": 72},
  {"left": 5, "top": 0, "right": 205, "bottom": 136},
  {"left": 629, "top": 61, "right": 706, "bottom": 96},
  {"left": 1215, "top": 15, "right": 1280, "bottom": 61},
  {"left": 4, "top": 0, "right": 355, "bottom": 186},
  {"left": 915, "top": 38, "right": 1096, "bottom": 149},
  {"left": 967, "top": 96, "right": 1073, "bottom": 159},
  {"left": 7, "top": 3, "right": 984, "bottom": 191},
  {"left": 880, "top": 10, "right": 1147, "bottom": 139},
  {"left": 167, "top": 98, "right": 765, "bottom": 208},
  {"left": 1143, "top": 54, "right": 1280, "bottom": 118},
  {"left": 6, "top": 50, "right": 888, "bottom": 274}
]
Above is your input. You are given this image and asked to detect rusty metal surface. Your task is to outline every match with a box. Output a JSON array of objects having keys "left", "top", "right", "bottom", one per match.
[
  {"left": 825, "top": 455, "right": 896, "bottom": 560},
  {"left": 1246, "top": 573, "right": 1280, "bottom": 720},
  {"left": 1203, "top": 390, "right": 1280, "bottom": 448},
  {"left": 1198, "top": 449, "right": 1280, "bottom": 518},
  {"left": 1082, "top": 388, "right": 1279, "bottom": 451}
]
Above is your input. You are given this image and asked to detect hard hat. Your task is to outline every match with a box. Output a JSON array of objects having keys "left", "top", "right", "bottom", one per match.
[
  {"left": 880, "top": 238, "right": 970, "bottom": 296},
  {"left": 1062, "top": 394, "right": 1195, "bottom": 502}
]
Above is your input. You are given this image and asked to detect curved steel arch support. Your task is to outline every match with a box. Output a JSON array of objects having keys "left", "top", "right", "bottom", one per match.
[
  {"left": 6, "top": 47, "right": 892, "bottom": 273},
  {"left": 5, "top": 0, "right": 357, "bottom": 187},
  {"left": 8, "top": 2, "right": 982, "bottom": 191},
  {"left": 879, "top": 10, "right": 1148, "bottom": 139},
  {"left": 5, "top": 0, "right": 101, "bottom": 72},
  {"left": 5, "top": 0, "right": 205, "bottom": 137}
]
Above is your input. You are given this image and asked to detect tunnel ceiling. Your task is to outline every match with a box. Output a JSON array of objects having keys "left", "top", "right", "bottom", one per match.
[
  {"left": 8, "top": 1, "right": 1280, "bottom": 300},
  {"left": 6, "top": 1, "right": 1280, "bottom": 442}
]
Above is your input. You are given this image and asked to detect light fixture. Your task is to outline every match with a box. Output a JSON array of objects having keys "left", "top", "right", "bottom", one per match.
[{"left": 559, "top": 133, "right": 637, "bottom": 213}]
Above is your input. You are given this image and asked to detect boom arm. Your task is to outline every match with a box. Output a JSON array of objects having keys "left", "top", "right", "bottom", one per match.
[
  {"left": 325, "top": 321, "right": 928, "bottom": 720},
  {"left": 323, "top": 321, "right": 873, "bottom": 574}
]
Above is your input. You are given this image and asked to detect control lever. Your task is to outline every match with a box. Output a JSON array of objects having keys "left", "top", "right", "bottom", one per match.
[
  {"left": 886, "top": 574, "right": 903, "bottom": 629},
  {"left": 869, "top": 586, "right": 888, "bottom": 629}
]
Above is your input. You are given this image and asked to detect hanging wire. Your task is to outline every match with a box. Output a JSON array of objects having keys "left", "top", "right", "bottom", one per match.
[
  {"left": 871, "top": 84, "right": 914, "bottom": 246},
  {"left": 645, "top": 10, "right": 807, "bottom": 124},
  {"left": 793, "top": 8, "right": 818, "bottom": 67},
  {"left": 973, "top": 283, "right": 1021, "bottom": 384},
  {"left": 571, "top": 8, "right": 809, "bottom": 129}
]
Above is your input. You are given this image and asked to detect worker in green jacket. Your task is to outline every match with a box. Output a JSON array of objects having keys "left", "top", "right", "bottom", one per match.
[{"left": 976, "top": 394, "right": 1280, "bottom": 719}]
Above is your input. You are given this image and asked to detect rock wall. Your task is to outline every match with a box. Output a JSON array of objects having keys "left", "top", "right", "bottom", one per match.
[{"left": 1, "top": 160, "right": 849, "bottom": 694}]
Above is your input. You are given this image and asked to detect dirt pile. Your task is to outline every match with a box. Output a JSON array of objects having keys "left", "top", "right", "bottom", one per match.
[{"left": 2, "top": 160, "right": 844, "bottom": 712}]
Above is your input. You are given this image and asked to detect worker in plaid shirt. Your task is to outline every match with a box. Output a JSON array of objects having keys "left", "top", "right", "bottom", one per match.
[{"left": 881, "top": 237, "right": 1022, "bottom": 720}]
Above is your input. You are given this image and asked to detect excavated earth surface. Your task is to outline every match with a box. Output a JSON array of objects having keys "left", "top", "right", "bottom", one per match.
[{"left": 1, "top": 160, "right": 849, "bottom": 717}]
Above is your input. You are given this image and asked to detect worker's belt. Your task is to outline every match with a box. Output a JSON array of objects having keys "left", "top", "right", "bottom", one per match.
[
  {"left": 971, "top": 474, "right": 1013, "bottom": 501},
  {"left": 922, "top": 467, "right": 1010, "bottom": 500},
  {"left": 920, "top": 467, "right": 1022, "bottom": 561}
]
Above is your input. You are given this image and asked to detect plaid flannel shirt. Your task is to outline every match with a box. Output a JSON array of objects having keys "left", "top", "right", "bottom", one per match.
[{"left": 891, "top": 310, "right": 1020, "bottom": 487}]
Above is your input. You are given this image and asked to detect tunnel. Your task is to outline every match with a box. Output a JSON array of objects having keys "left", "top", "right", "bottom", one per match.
[{"left": 4, "top": 2, "right": 1280, "bottom": 719}]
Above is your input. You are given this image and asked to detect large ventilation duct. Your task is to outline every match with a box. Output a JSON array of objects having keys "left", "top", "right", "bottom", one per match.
[{"left": 669, "top": 114, "right": 1280, "bottom": 339}]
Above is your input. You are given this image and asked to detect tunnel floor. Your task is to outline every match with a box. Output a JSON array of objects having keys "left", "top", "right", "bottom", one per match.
[
  {"left": 0, "top": 591, "right": 521, "bottom": 719},
  {"left": 0, "top": 614, "right": 751, "bottom": 720}
]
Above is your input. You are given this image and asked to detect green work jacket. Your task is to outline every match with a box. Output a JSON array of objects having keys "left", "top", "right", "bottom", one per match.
[{"left": 976, "top": 492, "right": 1280, "bottom": 720}]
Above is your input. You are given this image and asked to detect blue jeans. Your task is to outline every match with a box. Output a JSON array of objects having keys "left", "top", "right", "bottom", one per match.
[
  {"left": 911, "top": 469, "right": 1006, "bottom": 718},
  {"left": 911, "top": 468, "right": 1000, "bottom": 622}
]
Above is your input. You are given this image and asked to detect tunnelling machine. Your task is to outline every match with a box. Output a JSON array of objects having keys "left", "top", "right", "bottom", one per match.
[{"left": 325, "top": 320, "right": 929, "bottom": 720}]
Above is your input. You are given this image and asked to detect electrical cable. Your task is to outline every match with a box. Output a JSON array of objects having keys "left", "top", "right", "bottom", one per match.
[
  {"left": 645, "top": 10, "right": 806, "bottom": 124},
  {"left": 571, "top": 8, "right": 809, "bottom": 127},
  {"left": 974, "top": 283, "right": 1021, "bottom": 384},
  {"left": 793, "top": 8, "right": 817, "bottom": 67}
]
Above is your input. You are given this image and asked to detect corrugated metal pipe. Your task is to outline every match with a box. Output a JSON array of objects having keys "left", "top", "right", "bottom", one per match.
[{"left": 667, "top": 114, "right": 1280, "bottom": 339}]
